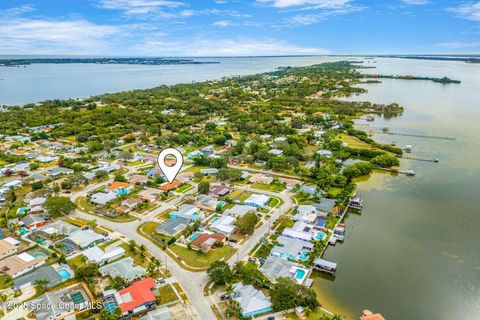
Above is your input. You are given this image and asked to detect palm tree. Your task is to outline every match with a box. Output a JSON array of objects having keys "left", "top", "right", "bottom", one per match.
[
  {"left": 139, "top": 244, "right": 146, "bottom": 261},
  {"left": 86, "top": 219, "right": 97, "bottom": 230},
  {"left": 35, "top": 278, "right": 49, "bottom": 291},
  {"left": 128, "top": 240, "right": 137, "bottom": 254},
  {"left": 224, "top": 283, "right": 234, "bottom": 296}
]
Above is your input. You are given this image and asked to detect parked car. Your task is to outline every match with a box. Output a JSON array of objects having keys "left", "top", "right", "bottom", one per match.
[
  {"left": 220, "top": 294, "right": 231, "bottom": 301},
  {"left": 248, "top": 257, "right": 257, "bottom": 263},
  {"left": 155, "top": 278, "right": 165, "bottom": 285}
]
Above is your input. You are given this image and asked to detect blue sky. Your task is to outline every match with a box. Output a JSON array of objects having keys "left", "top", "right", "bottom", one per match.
[{"left": 0, "top": 0, "right": 479, "bottom": 56}]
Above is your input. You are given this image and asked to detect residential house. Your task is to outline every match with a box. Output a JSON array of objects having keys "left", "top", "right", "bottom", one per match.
[
  {"left": 170, "top": 204, "right": 203, "bottom": 221},
  {"left": 27, "top": 196, "right": 47, "bottom": 213},
  {"left": 259, "top": 256, "right": 298, "bottom": 283},
  {"left": 107, "top": 181, "right": 134, "bottom": 195},
  {"left": 129, "top": 174, "right": 149, "bottom": 185},
  {"left": 278, "top": 177, "right": 300, "bottom": 190},
  {"left": 195, "top": 195, "right": 218, "bottom": 212},
  {"left": 232, "top": 283, "right": 273, "bottom": 318},
  {"left": 209, "top": 215, "right": 236, "bottom": 236},
  {"left": 268, "top": 148, "right": 284, "bottom": 156},
  {"left": 0, "top": 252, "right": 46, "bottom": 278},
  {"left": 201, "top": 145, "right": 215, "bottom": 155},
  {"left": 209, "top": 185, "right": 231, "bottom": 198},
  {"left": 282, "top": 221, "right": 314, "bottom": 242},
  {"left": 313, "top": 198, "right": 338, "bottom": 215},
  {"left": 99, "top": 257, "right": 145, "bottom": 281},
  {"left": 116, "top": 278, "right": 157, "bottom": 317},
  {"left": 270, "top": 236, "right": 314, "bottom": 261},
  {"left": 200, "top": 168, "right": 219, "bottom": 176},
  {"left": 156, "top": 217, "right": 190, "bottom": 236},
  {"left": 190, "top": 232, "right": 226, "bottom": 253},
  {"left": 121, "top": 198, "right": 142, "bottom": 210},
  {"left": 29, "top": 282, "right": 94, "bottom": 320},
  {"left": 176, "top": 171, "right": 193, "bottom": 183},
  {"left": 82, "top": 246, "right": 125, "bottom": 264},
  {"left": 47, "top": 167, "right": 74, "bottom": 177},
  {"left": 224, "top": 205, "right": 256, "bottom": 218},
  {"left": 139, "top": 188, "right": 162, "bottom": 202},
  {"left": 0, "top": 237, "right": 19, "bottom": 259},
  {"left": 22, "top": 214, "right": 47, "bottom": 229},
  {"left": 67, "top": 229, "right": 104, "bottom": 249},
  {"left": 14, "top": 264, "right": 72, "bottom": 290},
  {"left": 299, "top": 185, "right": 325, "bottom": 197},
  {"left": 248, "top": 173, "right": 274, "bottom": 185},
  {"left": 244, "top": 194, "right": 270, "bottom": 208},
  {"left": 316, "top": 149, "right": 332, "bottom": 158},
  {"left": 147, "top": 168, "right": 164, "bottom": 179},
  {"left": 90, "top": 191, "right": 118, "bottom": 205},
  {"left": 138, "top": 307, "right": 171, "bottom": 320},
  {"left": 159, "top": 180, "right": 181, "bottom": 191},
  {"left": 292, "top": 205, "right": 318, "bottom": 224}
]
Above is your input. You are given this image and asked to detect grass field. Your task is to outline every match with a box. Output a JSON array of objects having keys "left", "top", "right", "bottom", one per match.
[
  {"left": 338, "top": 134, "right": 375, "bottom": 149},
  {"left": 170, "top": 245, "right": 234, "bottom": 269},
  {"left": 251, "top": 182, "right": 285, "bottom": 192},
  {"left": 176, "top": 183, "right": 193, "bottom": 193},
  {"left": 157, "top": 284, "right": 179, "bottom": 304},
  {"left": 234, "top": 191, "right": 253, "bottom": 203}
]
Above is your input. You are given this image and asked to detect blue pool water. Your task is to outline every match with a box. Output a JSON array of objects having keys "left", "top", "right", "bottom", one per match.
[
  {"left": 217, "top": 201, "right": 226, "bottom": 207},
  {"left": 104, "top": 300, "right": 119, "bottom": 314},
  {"left": 57, "top": 269, "right": 72, "bottom": 279},
  {"left": 17, "top": 207, "right": 27, "bottom": 215},
  {"left": 315, "top": 232, "right": 326, "bottom": 241},
  {"left": 188, "top": 233, "right": 200, "bottom": 242},
  {"left": 297, "top": 250, "right": 309, "bottom": 261},
  {"left": 115, "top": 188, "right": 130, "bottom": 195},
  {"left": 211, "top": 217, "right": 220, "bottom": 223},
  {"left": 294, "top": 269, "right": 306, "bottom": 281}
]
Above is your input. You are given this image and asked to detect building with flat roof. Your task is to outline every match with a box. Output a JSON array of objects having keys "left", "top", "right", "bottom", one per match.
[
  {"left": 14, "top": 264, "right": 72, "bottom": 290},
  {"left": 82, "top": 246, "right": 125, "bottom": 264},
  {"left": 209, "top": 215, "right": 236, "bottom": 236},
  {"left": 67, "top": 229, "right": 104, "bottom": 249},
  {"left": 0, "top": 237, "right": 19, "bottom": 259},
  {"left": 224, "top": 204, "right": 256, "bottom": 218}
]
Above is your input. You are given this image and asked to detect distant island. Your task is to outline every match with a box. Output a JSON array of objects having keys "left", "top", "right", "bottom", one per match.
[
  {"left": 382, "top": 55, "right": 480, "bottom": 64},
  {"left": 362, "top": 74, "right": 461, "bottom": 84},
  {"left": 0, "top": 57, "right": 221, "bottom": 67}
]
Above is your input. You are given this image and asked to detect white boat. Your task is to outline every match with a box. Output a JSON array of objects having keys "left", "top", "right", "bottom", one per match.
[{"left": 349, "top": 195, "right": 364, "bottom": 210}]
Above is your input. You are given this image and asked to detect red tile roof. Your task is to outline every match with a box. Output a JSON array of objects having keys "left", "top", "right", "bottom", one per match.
[
  {"left": 159, "top": 180, "right": 181, "bottom": 190},
  {"left": 360, "top": 314, "right": 386, "bottom": 320},
  {"left": 118, "top": 278, "right": 156, "bottom": 313},
  {"left": 190, "top": 233, "right": 225, "bottom": 247}
]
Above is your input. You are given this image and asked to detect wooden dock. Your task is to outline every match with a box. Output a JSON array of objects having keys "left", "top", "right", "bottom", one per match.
[
  {"left": 354, "top": 124, "right": 456, "bottom": 141},
  {"left": 401, "top": 154, "right": 439, "bottom": 162}
]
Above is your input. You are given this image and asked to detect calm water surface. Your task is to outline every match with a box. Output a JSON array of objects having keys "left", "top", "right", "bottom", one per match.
[
  {"left": 0, "top": 56, "right": 341, "bottom": 105},
  {"left": 314, "top": 58, "right": 480, "bottom": 320},
  {"left": 2, "top": 56, "right": 479, "bottom": 320}
]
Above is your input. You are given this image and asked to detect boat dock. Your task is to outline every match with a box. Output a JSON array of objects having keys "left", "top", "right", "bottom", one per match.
[
  {"left": 401, "top": 154, "right": 439, "bottom": 162},
  {"left": 375, "top": 167, "right": 416, "bottom": 175},
  {"left": 354, "top": 124, "right": 456, "bottom": 140}
]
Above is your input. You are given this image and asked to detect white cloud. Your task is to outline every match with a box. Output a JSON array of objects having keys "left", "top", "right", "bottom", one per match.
[
  {"left": 134, "top": 37, "right": 329, "bottom": 56},
  {"left": 402, "top": 0, "right": 428, "bottom": 5},
  {"left": 0, "top": 18, "right": 120, "bottom": 54},
  {"left": 437, "top": 41, "right": 480, "bottom": 48},
  {"left": 97, "top": 0, "right": 184, "bottom": 15},
  {"left": 447, "top": 2, "right": 480, "bottom": 21},
  {"left": 284, "top": 4, "right": 364, "bottom": 25},
  {"left": 256, "top": 0, "right": 352, "bottom": 9},
  {"left": 212, "top": 20, "right": 233, "bottom": 27}
]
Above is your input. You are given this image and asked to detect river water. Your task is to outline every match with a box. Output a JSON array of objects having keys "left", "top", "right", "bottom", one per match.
[
  {"left": 1, "top": 56, "right": 479, "bottom": 319},
  {"left": 314, "top": 58, "right": 480, "bottom": 320}
]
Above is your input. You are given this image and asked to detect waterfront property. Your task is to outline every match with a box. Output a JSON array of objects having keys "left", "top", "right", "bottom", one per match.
[
  {"left": 313, "top": 258, "right": 337, "bottom": 275},
  {"left": 259, "top": 256, "right": 309, "bottom": 284},
  {"left": 270, "top": 236, "right": 314, "bottom": 261}
]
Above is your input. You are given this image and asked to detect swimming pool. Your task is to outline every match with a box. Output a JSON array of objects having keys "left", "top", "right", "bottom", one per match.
[
  {"left": 297, "top": 250, "right": 309, "bottom": 261},
  {"left": 294, "top": 268, "right": 307, "bottom": 281},
  {"left": 314, "top": 232, "right": 327, "bottom": 241},
  {"left": 188, "top": 233, "right": 200, "bottom": 242},
  {"left": 217, "top": 201, "right": 226, "bottom": 207},
  {"left": 103, "top": 299, "right": 119, "bottom": 314},
  {"left": 57, "top": 269, "right": 72, "bottom": 279},
  {"left": 211, "top": 217, "right": 220, "bottom": 223},
  {"left": 27, "top": 247, "right": 50, "bottom": 259}
]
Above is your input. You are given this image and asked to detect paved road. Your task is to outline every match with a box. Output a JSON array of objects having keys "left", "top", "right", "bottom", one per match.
[{"left": 70, "top": 178, "right": 293, "bottom": 320}]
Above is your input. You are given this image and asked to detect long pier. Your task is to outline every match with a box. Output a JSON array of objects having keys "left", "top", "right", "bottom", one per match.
[
  {"left": 354, "top": 124, "right": 456, "bottom": 140},
  {"left": 401, "top": 154, "right": 439, "bottom": 162}
]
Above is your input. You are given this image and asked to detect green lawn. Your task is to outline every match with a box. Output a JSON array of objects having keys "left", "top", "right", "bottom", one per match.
[
  {"left": 284, "top": 309, "right": 332, "bottom": 320},
  {"left": 251, "top": 182, "right": 286, "bottom": 192},
  {"left": 252, "top": 243, "right": 273, "bottom": 259},
  {"left": 268, "top": 197, "right": 281, "bottom": 208},
  {"left": 0, "top": 274, "right": 13, "bottom": 289},
  {"left": 127, "top": 160, "right": 144, "bottom": 166},
  {"left": 273, "top": 216, "right": 294, "bottom": 232},
  {"left": 157, "top": 284, "right": 179, "bottom": 305},
  {"left": 176, "top": 183, "right": 193, "bottom": 193},
  {"left": 234, "top": 192, "right": 253, "bottom": 203},
  {"left": 170, "top": 245, "right": 234, "bottom": 269}
]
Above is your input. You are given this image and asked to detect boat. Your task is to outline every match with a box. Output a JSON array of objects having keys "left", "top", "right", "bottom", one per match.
[
  {"left": 405, "top": 169, "right": 416, "bottom": 176},
  {"left": 349, "top": 194, "right": 364, "bottom": 210},
  {"left": 329, "top": 237, "right": 338, "bottom": 245},
  {"left": 402, "top": 144, "right": 413, "bottom": 153}
]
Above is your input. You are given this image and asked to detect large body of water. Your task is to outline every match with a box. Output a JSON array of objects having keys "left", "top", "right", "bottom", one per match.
[
  {"left": 315, "top": 58, "right": 480, "bottom": 320},
  {"left": 1, "top": 56, "right": 479, "bottom": 320}
]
